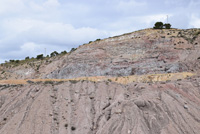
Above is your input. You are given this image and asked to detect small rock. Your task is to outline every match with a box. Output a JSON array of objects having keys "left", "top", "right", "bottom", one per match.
[
  {"left": 175, "top": 94, "right": 180, "bottom": 98},
  {"left": 115, "top": 109, "right": 122, "bottom": 114},
  {"left": 134, "top": 99, "right": 146, "bottom": 108},
  {"left": 140, "top": 87, "right": 145, "bottom": 89},
  {"left": 184, "top": 105, "right": 188, "bottom": 109}
]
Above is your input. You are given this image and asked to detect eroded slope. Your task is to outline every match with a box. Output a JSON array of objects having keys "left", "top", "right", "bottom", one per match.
[{"left": 0, "top": 76, "right": 200, "bottom": 134}]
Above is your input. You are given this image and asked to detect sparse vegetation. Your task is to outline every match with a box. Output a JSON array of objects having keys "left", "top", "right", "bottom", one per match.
[
  {"left": 0, "top": 48, "right": 69, "bottom": 67},
  {"left": 1, "top": 71, "right": 5, "bottom": 74},
  {"left": 25, "top": 56, "right": 30, "bottom": 60},
  {"left": 70, "top": 48, "right": 77, "bottom": 53},
  {"left": 50, "top": 51, "right": 59, "bottom": 57},
  {"left": 44, "top": 81, "right": 54, "bottom": 84},
  {"left": 71, "top": 126, "right": 76, "bottom": 131},
  {"left": 27, "top": 80, "right": 35, "bottom": 84},
  {"left": 64, "top": 124, "right": 68, "bottom": 129},
  {"left": 9, "top": 60, "right": 15, "bottom": 63},
  {"left": 95, "top": 39, "right": 101, "bottom": 41},
  {"left": 3, "top": 118, "right": 7, "bottom": 121},
  {"left": 61, "top": 51, "right": 67, "bottom": 55},
  {"left": 194, "top": 31, "right": 200, "bottom": 36},
  {"left": 69, "top": 80, "right": 79, "bottom": 84},
  {"left": 108, "top": 79, "right": 112, "bottom": 82},
  {"left": 177, "top": 29, "right": 200, "bottom": 43},
  {"left": 36, "top": 65, "right": 40, "bottom": 71}
]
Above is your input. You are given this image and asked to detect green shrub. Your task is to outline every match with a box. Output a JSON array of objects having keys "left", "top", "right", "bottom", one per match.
[
  {"left": 44, "top": 81, "right": 54, "bottom": 84},
  {"left": 71, "top": 126, "right": 76, "bottom": 131},
  {"left": 36, "top": 54, "right": 43, "bottom": 60},
  {"left": 70, "top": 48, "right": 77, "bottom": 53},
  {"left": 69, "top": 80, "right": 79, "bottom": 84},
  {"left": 1, "top": 71, "right": 5, "bottom": 74},
  {"left": 61, "top": 51, "right": 67, "bottom": 55},
  {"left": 9, "top": 60, "right": 15, "bottom": 63},
  {"left": 15, "top": 60, "right": 20, "bottom": 63},
  {"left": 25, "top": 56, "right": 30, "bottom": 60},
  {"left": 95, "top": 39, "right": 101, "bottom": 41},
  {"left": 50, "top": 51, "right": 59, "bottom": 57}
]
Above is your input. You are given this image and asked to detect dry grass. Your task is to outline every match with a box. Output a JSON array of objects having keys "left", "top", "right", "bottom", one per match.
[{"left": 0, "top": 72, "right": 195, "bottom": 85}]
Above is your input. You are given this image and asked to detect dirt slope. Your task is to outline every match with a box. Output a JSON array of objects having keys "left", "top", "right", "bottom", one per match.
[{"left": 0, "top": 75, "right": 200, "bottom": 134}]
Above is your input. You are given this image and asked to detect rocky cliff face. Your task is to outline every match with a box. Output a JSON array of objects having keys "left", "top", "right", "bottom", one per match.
[
  {"left": 0, "top": 28, "right": 200, "bottom": 134},
  {"left": 47, "top": 28, "right": 200, "bottom": 79}
]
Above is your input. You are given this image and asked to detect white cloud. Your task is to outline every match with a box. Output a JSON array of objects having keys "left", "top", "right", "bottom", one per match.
[
  {"left": 10, "top": 42, "right": 43, "bottom": 59},
  {"left": 116, "top": 0, "right": 147, "bottom": 14},
  {"left": 118, "top": 0, "right": 146, "bottom": 8},
  {"left": 141, "top": 14, "right": 173, "bottom": 25},
  {"left": 44, "top": 0, "right": 60, "bottom": 7},
  {"left": 0, "top": 0, "right": 25, "bottom": 14},
  {"left": 164, "top": 0, "right": 185, "bottom": 5},
  {"left": 0, "top": 18, "right": 110, "bottom": 61},
  {"left": 2, "top": 19, "right": 36, "bottom": 33},
  {"left": 21, "top": 42, "right": 39, "bottom": 52},
  {"left": 30, "top": 0, "right": 60, "bottom": 12},
  {"left": 29, "top": 2, "right": 44, "bottom": 12},
  {"left": 106, "top": 13, "right": 172, "bottom": 35},
  {"left": 14, "top": 42, "right": 62, "bottom": 58},
  {"left": 189, "top": 14, "right": 200, "bottom": 28},
  {"left": 2, "top": 42, "right": 68, "bottom": 60}
]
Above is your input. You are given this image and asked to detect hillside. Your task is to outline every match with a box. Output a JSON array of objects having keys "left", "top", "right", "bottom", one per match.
[
  {"left": 0, "top": 28, "right": 200, "bottom": 134},
  {"left": 1, "top": 28, "right": 200, "bottom": 80}
]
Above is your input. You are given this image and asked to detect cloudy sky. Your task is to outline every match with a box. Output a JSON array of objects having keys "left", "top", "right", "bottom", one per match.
[{"left": 0, "top": 0, "right": 200, "bottom": 63}]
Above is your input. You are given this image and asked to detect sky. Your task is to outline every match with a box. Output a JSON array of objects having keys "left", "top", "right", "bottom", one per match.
[{"left": 0, "top": 0, "right": 200, "bottom": 63}]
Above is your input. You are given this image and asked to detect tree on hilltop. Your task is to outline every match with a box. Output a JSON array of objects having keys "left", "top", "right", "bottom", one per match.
[
  {"left": 164, "top": 23, "right": 171, "bottom": 29},
  {"left": 153, "top": 22, "right": 164, "bottom": 29}
]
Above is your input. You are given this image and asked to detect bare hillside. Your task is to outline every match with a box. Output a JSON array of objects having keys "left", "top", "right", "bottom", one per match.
[
  {"left": 1, "top": 28, "right": 200, "bottom": 80},
  {"left": 0, "top": 28, "right": 200, "bottom": 134},
  {"left": 0, "top": 76, "right": 200, "bottom": 134}
]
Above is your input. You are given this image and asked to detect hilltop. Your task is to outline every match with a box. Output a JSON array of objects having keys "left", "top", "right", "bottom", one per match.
[{"left": 0, "top": 28, "right": 200, "bottom": 134}]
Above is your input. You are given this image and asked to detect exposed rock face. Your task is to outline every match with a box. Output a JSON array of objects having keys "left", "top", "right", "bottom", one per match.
[
  {"left": 0, "top": 28, "right": 200, "bottom": 134},
  {"left": 0, "top": 77, "right": 200, "bottom": 134},
  {"left": 46, "top": 28, "right": 200, "bottom": 79},
  {"left": 1, "top": 28, "right": 200, "bottom": 80}
]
